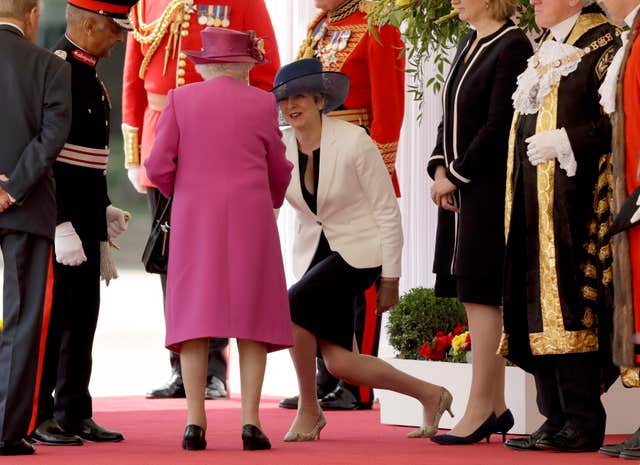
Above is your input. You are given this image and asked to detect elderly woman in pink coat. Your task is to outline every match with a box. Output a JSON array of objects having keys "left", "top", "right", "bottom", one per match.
[{"left": 145, "top": 27, "right": 293, "bottom": 452}]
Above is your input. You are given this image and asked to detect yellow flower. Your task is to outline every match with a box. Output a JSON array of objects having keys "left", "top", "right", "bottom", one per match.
[
  {"left": 0, "top": 319, "right": 3, "bottom": 332},
  {"left": 395, "top": 0, "right": 412, "bottom": 7},
  {"left": 451, "top": 331, "right": 468, "bottom": 353}
]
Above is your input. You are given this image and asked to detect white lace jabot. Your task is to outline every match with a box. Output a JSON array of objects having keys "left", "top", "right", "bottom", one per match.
[{"left": 512, "top": 40, "right": 584, "bottom": 115}]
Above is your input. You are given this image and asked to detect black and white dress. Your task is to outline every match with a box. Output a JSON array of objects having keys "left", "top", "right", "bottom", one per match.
[{"left": 427, "top": 20, "right": 532, "bottom": 305}]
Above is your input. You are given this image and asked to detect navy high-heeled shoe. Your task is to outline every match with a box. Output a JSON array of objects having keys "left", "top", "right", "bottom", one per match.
[
  {"left": 494, "top": 409, "right": 514, "bottom": 443},
  {"left": 430, "top": 413, "right": 498, "bottom": 445}
]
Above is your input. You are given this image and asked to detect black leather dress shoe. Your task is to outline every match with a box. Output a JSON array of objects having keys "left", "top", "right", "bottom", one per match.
[
  {"left": 505, "top": 424, "right": 557, "bottom": 451},
  {"left": 63, "top": 418, "right": 124, "bottom": 443},
  {"left": 319, "top": 386, "right": 360, "bottom": 410},
  {"left": 600, "top": 427, "right": 640, "bottom": 458},
  {"left": 182, "top": 424, "right": 206, "bottom": 451},
  {"left": 30, "top": 419, "right": 83, "bottom": 446},
  {"left": 242, "top": 424, "right": 271, "bottom": 450},
  {"left": 536, "top": 425, "right": 601, "bottom": 452},
  {"left": 279, "top": 395, "right": 299, "bottom": 409},
  {"left": 147, "top": 373, "right": 185, "bottom": 399},
  {"left": 205, "top": 376, "right": 227, "bottom": 399},
  {"left": 0, "top": 439, "right": 35, "bottom": 455}
]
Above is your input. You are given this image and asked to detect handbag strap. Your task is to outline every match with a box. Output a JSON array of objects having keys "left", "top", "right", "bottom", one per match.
[{"left": 156, "top": 196, "right": 173, "bottom": 224}]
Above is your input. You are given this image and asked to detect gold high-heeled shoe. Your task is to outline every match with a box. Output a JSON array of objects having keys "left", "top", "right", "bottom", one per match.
[
  {"left": 283, "top": 412, "right": 327, "bottom": 442},
  {"left": 407, "top": 387, "right": 454, "bottom": 438}
]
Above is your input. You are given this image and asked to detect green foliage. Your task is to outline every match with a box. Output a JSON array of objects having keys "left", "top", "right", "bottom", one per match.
[
  {"left": 386, "top": 287, "right": 466, "bottom": 359},
  {"left": 367, "top": 0, "right": 539, "bottom": 113}
]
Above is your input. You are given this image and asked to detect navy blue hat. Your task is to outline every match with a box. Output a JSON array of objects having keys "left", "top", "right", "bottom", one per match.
[{"left": 271, "top": 58, "right": 349, "bottom": 113}]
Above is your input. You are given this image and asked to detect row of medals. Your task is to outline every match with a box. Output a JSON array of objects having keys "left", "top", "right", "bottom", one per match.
[
  {"left": 197, "top": 4, "right": 231, "bottom": 27},
  {"left": 316, "top": 27, "right": 352, "bottom": 66}
]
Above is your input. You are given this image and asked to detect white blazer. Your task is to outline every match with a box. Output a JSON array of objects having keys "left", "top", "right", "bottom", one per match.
[{"left": 283, "top": 116, "right": 403, "bottom": 280}]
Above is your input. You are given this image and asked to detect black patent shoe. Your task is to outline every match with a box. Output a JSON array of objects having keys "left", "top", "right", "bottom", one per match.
[
  {"left": 319, "top": 386, "right": 359, "bottom": 410},
  {"left": 600, "top": 427, "right": 640, "bottom": 457},
  {"left": 536, "top": 424, "right": 602, "bottom": 452},
  {"left": 242, "top": 424, "right": 271, "bottom": 451},
  {"left": 205, "top": 376, "right": 227, "bottom": 399},
  {"left": 182, "top": 425, "right": 206, "bottom": 451},
  {"left": 504, "top": 423, "right": 559, "bottom": 451},
  {"left": 30, "top": 419, "right": 83, "bottom": 446},
  {"left": 147, "top": 373, "right": 185, "bottom": 399},
  {"left": 431, "top": 414, "right": 497, "bottom": 445},
  {"left": 493, "top": 409, "right": 514, "bottom": 443},
  {"left": 63, "top": 418, "right": 123, "bottom": 443},
  {"left": 0, "top": 439, "right": 35, "bottom": 455}
]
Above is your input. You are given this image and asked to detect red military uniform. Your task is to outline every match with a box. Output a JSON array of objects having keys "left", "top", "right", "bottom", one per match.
[
  {"left": 122, "top": 0, "right": 280, "bottom": 186},
  {"left": 298, "top": 0, "right": 405, "bottom": 195},
  {"left": 623, "top": 14, "right": 640, "bottom": 371},
  {"left": 297, "top": 0, "right": 404, "bottom": 408}
]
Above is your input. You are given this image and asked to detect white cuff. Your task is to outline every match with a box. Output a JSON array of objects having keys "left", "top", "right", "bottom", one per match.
[{"left": 556, "top": 128, "right": 576, "bottom": 177}]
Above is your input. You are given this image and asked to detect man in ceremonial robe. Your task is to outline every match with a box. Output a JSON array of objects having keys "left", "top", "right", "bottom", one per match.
[
  {"left": 596, "top": 0, "right": 640, "bottom": 459},
  {"left": 501, "top": 0, "right": 620, "bottom": 453},
  {"left": 122, "top": 0, "right": 281, "bottom": 400},
  {"left": 279, "top": 0, "right": 405, "bottom": 411}
]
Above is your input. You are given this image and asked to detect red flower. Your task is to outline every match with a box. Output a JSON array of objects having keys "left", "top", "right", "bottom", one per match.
[
  {"left": 453, "top": 324, "right": 466, "bottom": 335},
  {"left": 418, "top": 342, "right": 432, "bottom": 359}
]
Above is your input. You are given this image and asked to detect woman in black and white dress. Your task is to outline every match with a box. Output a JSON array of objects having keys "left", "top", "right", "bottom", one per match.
[{"left": 427, "top": 0, "right": 532, "bottom": 445}]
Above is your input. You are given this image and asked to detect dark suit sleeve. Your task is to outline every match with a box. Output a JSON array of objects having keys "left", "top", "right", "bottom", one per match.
[
  {"left": 564, "top": 42, "right": 617, "bottom": 161},
  {"left": 0, "top": 61, "right": 71, "bottom": 204},
  {"left": 446, "top": 37, "right": 532, "bottom": 187},
  {"left": 427, "top": 119, "right": 445, "bottom": 180}
]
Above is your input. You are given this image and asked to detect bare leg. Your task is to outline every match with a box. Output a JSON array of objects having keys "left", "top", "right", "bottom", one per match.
[
  {"left": 237, "top": 339, "right": 267, "bottom": 428},
  {"left": 288, "top": 324, "right": 323, "bottom": 433},
  {"left": 448, "top": 303, "right": 505, "bottom": 437},
  {"left": 180, "top": 338, "right": 209, "bottom": 429},
  {"left": 319, "top": 340, "right": 445, "bottom": 429}
]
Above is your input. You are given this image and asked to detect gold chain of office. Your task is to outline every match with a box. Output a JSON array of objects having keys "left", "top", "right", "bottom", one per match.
[{"left": 532, "top": 30, "right": 620, "bottom": 77}]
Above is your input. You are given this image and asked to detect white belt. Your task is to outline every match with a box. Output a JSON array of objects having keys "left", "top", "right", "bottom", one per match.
[{"left": 57, "top": 143, "right": 109, "bottom": 170}]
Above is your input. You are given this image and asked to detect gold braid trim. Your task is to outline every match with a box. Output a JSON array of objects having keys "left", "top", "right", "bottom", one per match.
[
  {"left": 297, "top": 12, "right": 327, "bottom": 60},
  {"left": 621, "top": 367, "right": 640, "bottom": 388},
  {"left": 131, "top": 0, "right": 184, "bottom": 79},
  {"left": 327, "top": 0, "right": 362, "bottom": 23}
]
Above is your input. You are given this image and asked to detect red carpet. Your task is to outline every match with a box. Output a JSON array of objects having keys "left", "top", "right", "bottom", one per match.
[{"left": 11, "top": 396, "right": 627, "bottom": 465}]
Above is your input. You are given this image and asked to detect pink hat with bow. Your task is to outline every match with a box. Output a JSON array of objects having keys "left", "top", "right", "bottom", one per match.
[{"left": 184, "top": 27, "right": 267, "bottom": 65}]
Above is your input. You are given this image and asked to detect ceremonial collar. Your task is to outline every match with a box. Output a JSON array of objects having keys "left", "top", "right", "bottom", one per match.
[
  {"left": 625, "top": 4, "right": 640, "bottom": 28},
  {"left": 64, "top": 34, "right": 99, "bottom": 67},
  {"left": 0, "top": 22, "right": 24, "bottom": 36},
  {"left": 549, "top": 11, "right": 581, "bottom": 43}
]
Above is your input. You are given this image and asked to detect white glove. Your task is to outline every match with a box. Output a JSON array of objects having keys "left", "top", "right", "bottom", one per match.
[
  {"left": 525, "top": 128, "right": 576, "bottom": 177},
  {"left": 106, "top": 205, "right": 129, "bottom": 241},
  {"left": 127, "top": 166, "right": 146, "bottom": 193},
  {"left": 55, "top": 222, "right": 87, "bottom": 266},
  {"left": 632, "top": 196, "right": 640, "bottom": 224}
]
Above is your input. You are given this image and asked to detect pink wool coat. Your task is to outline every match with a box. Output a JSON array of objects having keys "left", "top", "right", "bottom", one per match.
[{"left": 145, "top": 76, "right": 293, "bottom": 353}]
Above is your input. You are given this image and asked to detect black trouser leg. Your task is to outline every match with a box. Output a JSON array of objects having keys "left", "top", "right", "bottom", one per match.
[
  {"left": 533, "top": 357, "right": 566, "bottom": 432},
  {"left": 52, "top": 239, "right": 100, "bottom": 429},
  {"left": 0, "top": 232, "right": 53, "bottom": 443},
  {"left": 148, "top": 187, "right": 228, "bottom": 385},
  {"left": 555, "top": 353, "right": 606, "bottom": 439}
]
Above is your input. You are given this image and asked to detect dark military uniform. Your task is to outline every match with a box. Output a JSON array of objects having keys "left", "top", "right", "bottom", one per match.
[{"left": 36, "top": 35, "right": 112, "bottom": 431}]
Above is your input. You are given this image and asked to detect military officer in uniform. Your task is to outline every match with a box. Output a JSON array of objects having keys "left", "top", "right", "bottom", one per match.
[
  {"left": 122, "top": 0, "right": 280, "bottom": 400},
  {"left": 501, "top": 0, "right": 620, "bottom": 453},
  {"left": 0, "top": 0, "right": 71, "bottom": 455},
  {"left": 29, "top": 0, "right": 135, "bottom": 446},
  {"left": 280, "top": 0, "right": 405, "bottom": 411}
]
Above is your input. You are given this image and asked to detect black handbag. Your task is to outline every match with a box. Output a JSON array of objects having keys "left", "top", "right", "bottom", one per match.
[{"left": 141, "top": 196, "right": 172, "bottom": 274}]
